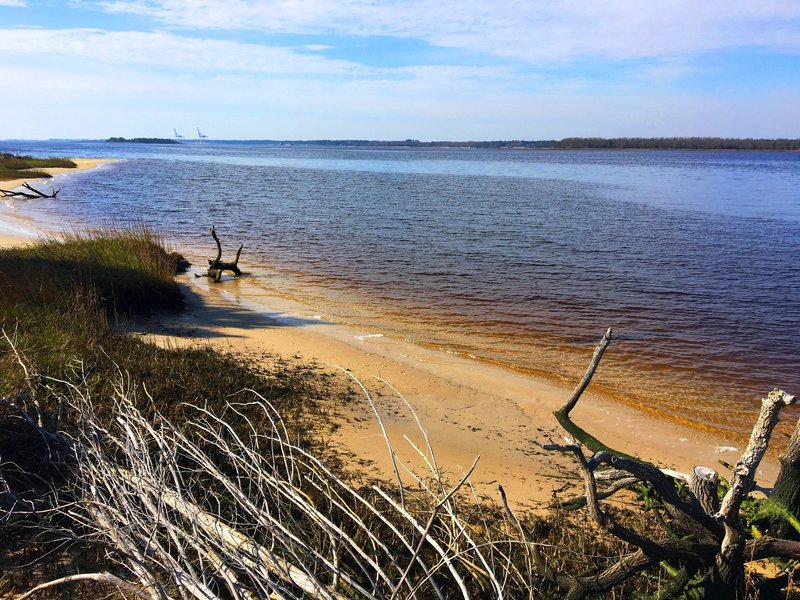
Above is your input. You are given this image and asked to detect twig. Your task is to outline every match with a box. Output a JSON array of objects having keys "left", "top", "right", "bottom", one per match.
[{"left": 331, "top": 365, "right": 407, "bottom": 510}]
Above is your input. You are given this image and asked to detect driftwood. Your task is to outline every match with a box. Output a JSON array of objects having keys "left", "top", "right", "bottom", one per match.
[
  {"left": 522, "top": 329, "right": 800, "bottom": 599},
  {"left": 0, "top": 182, "right": 60, "bottom": 199},
  {"left": 196, "top": 226, "right": 243, "bottom": 282}
]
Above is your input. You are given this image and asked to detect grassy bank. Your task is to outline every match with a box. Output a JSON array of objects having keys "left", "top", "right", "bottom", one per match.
[
  {"left": 0, "top": 229, "right": 669, "bottom": 598},
  {"left": 0, "top": 153, "right": 77, "bottom": 181}
]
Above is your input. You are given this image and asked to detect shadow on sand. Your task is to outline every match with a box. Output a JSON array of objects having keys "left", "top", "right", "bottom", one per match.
[{"left": 125, "top": 279, "right": 331, "bottom": 340}]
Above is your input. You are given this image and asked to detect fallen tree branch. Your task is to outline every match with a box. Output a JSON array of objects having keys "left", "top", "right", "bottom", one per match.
[
  {"left": 713, "top": 388, "right": 795, "bottom": 592},
  {"left": 0, "top": 182, "right": 60, "bottom": 199},
  {"left": 541, "top": 328, "right": 799, "bottom": 598},
  {"left": 551, "top": 328, "right": 641, "bottom": 460},
  {"left": 535, "top": 439, "right": 720, "bottom": 599},
  {"left": 556, "top": 327, "right": 612, "bottom": 418},
  {"left": 553, "top": 475, "right": 640, "bottom": 510}
]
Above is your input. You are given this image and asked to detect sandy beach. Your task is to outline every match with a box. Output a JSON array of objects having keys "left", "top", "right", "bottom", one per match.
[
  {"left": 0, "top": 158, "right": 110, "bottom": 192},
  {"left": 133, "top": 272, "right": 778, "bottom": 508},
  {"left": 0, "top": 158, "right": 780, "bottom": 509}
]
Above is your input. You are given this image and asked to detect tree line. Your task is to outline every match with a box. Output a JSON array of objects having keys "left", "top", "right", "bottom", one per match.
[
  {"left": 555, "top": 137, "right": 800, "bottom": 150},
  {"left": 252, "top": 137, "right": 799, "bottom": 150}
]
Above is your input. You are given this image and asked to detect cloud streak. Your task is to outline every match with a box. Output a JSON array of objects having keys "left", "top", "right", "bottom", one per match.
[
  {"left": 0, "top": 28, "right": 372, "bottom": 75},
  {"left": 92, "top": 0, "right": 800, "bottom": 62}
]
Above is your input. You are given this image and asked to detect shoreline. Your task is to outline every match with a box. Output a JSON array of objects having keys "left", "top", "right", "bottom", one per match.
[
  {"left": 0, "top": 158, "right": 113, "bottom": 241},
  {"left": 0, "top": 157, "right": 112, "bottom": 192},
  {"left": 0, "top": 158, "right": 781, "bottom": 508},
  {"left": 135, "top": 267, "right": 779, "bottom": 507}
]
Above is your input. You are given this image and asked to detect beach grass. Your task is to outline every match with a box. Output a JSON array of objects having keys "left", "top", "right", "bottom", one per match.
[
  {"left": 0, "top": 227, "right": 328, "bottom": 430},
  {"left": 0, "top": 227, "right": 669, "bottom": 598},
  {"left": 0, "top": 153, "right": 77, "bottom": 181}
]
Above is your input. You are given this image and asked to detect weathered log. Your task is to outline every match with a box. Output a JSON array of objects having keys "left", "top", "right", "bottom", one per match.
[
  {"left": 712, "top": 389, "right": 794, "bottom": 594},
  {"left": 690, "top": 466, "right": 720, "bottom": 516},
  {"left": 196, "top": 226, "right": 243, "bottom": 282}
]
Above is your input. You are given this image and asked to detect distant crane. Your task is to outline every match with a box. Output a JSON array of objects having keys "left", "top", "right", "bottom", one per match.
[
  {"left": 197, "top": 127, "right": 208, "bottom": 141},
  {"left": 174, "top": 128, "right": 184, "bottom": 139}
]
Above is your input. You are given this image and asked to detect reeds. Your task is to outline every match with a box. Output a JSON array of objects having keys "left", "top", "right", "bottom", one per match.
[{"left": 1, "top": 361, "right": 668, "bottom": 599}]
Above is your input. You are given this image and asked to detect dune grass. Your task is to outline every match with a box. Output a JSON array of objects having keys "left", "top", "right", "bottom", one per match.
[
  {"left": 0, "top": 227, "right": 329, "bottom": 434},
  {"left": 0, "top": 153, "right": 77, "bottom": 181},
  {"left": 0, "top": 227, "right": 671, "bottom": 598}
]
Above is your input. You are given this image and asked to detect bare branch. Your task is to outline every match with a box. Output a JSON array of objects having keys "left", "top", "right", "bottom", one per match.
[
  {"left": 556, "top": 327, "right": 612, "bottom": 418},
  {"left": 200, "top": 226, "right": 244, "bottom": 282}
]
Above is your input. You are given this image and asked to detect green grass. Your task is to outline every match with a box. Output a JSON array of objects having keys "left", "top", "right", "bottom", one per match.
[
  {"left": 0, "top": 152, "right": 77, "bottom": 181},
  {"left": 0, "top": 228, "right": 305, "bottom": 410},
  {"left": 0, "top": 225, "right": 342, "bottom": 449}
]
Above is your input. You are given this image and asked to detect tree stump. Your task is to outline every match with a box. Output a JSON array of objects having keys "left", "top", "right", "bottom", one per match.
[{"left": 198, "top": 226, "right": 243, "bottom": 282}]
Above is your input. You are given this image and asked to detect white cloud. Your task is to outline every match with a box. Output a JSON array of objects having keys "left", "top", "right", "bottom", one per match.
[
  {"left": 0, "top": 28, "right": 372, "bottom": 75},
  {"left": 0, "top": 0, "right": 26, "bottom": 6},
  {"left": 640, "top": 58, "right": 704, "bottom": 82},
  {"left": 394, "top": 64, "right": 516, "bottom": 80},
  {"left": 90, "top": 0, "right": 800, "bottom": 62}
]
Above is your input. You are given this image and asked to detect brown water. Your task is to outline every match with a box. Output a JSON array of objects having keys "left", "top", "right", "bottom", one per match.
[{"left": 5, "top": 141, "right": 799, "bottom": 441}]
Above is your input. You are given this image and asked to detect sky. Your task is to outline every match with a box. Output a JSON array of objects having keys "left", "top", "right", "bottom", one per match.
[{"left": 0, "top": 0, "right": 798, "bottom": 140}]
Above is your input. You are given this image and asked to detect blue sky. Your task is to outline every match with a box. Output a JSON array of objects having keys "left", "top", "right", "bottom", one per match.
[{"left": 0, "top": 0, "right": 798, "bottom": 140}]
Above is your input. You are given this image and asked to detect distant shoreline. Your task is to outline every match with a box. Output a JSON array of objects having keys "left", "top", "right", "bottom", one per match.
[
  {"left": 5, "top": 137, "right": 800, "bottom": 151},
  {"left": 179, "top": 137, "right": 800, "bottom": 151},
  {"left": 106, "top": 137, "right": 181, "bottom": 144}
]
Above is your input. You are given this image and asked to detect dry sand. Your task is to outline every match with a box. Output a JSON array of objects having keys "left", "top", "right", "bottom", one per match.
[{"left": 0, "top": 158, "right": 778, "bottom": 510}]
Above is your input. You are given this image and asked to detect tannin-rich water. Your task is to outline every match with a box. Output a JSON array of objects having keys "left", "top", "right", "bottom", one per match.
[{"left": 5, "top": 141, "right": 799, "bottom": 439}]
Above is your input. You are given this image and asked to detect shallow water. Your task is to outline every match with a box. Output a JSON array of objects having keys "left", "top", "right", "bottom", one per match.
[{"left": 3, "top": 140, "right": 799, "bottom": 437}]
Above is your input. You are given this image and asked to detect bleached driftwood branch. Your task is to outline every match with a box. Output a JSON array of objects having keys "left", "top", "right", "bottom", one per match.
[{"left": 5, "top": 367, "right": 509, "bottom": 600}]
